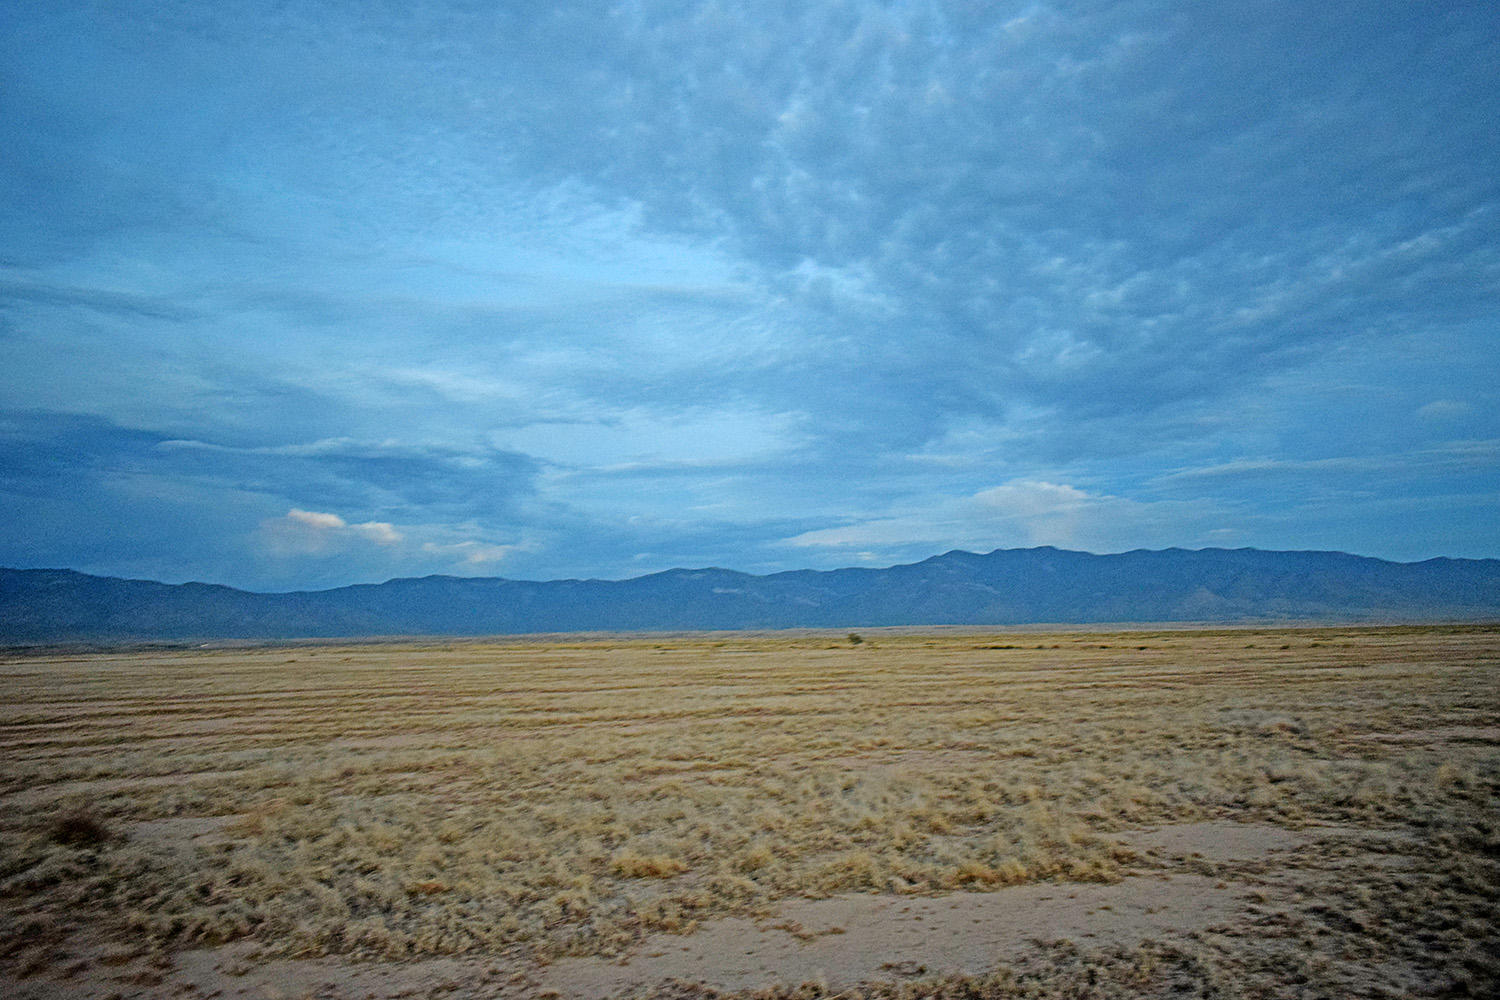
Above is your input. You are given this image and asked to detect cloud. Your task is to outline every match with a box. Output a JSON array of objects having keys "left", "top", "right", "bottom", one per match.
[
  {"left": 1154, "top": 441, "right": 1500, "bottom": 485},
  {"left": 1417, "top": 400, "right": 1472, "bottom": 422},
  {"left": 420, "top": 540, "right": 520, "bottom": 566},
  {"left": 351, "top": 520, "right": 402, "bottom": 545},
  {"left": 261, "top": 508, "right": 403, "bottom": 556},
  {"left": 501, "top": 407, "right": 805, "bottom": 470},
  {"left": 255, "top": 508, "right": 538, "bottom": 582},
  {"left": 782, "top": 480, "right": 1222, "bottom": 556},
  {"left": 154, "top": 436, "right": 541, "bottom": 521},
  {"left": 285, "top": 508, "right": 345, "bottom": 531}
]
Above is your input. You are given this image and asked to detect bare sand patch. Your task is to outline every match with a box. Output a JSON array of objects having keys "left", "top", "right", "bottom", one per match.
[
  {"left": 541, "top": 873, "right": 1239, "bottom": 997},
  {"left": 1118, "top": 820, "right": 1309, "bottom": 864},
  {"left": 0, "top": 940, "right": 509, "bottom": 1000}
]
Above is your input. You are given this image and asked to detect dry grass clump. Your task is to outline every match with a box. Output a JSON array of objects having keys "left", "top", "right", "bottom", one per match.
[
  {"left": 0, "top": 624, "right": 1496, "bottom": 992},
  {"left": 613, "top": 851, "right": 690, "bottom": 879},
  {"left": 47, "top": 808, "right": 113, "bottom": 848}
]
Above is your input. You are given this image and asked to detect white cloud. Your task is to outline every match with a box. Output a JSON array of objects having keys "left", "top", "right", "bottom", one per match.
[
  {"left": 351, "top": 520, "right": 402, "bottom": 545},
  {"left": 257, "top": 509, "right": 530, "bottom": 580},
  {"left": 261, "top": 508, "right": 403, "bottom": 556},
  {"left": 969, "top": 480, "right": 1093, "bottom": 516},
  {"left": 286, "top": 508, "right": 346, "bottom": 530}
]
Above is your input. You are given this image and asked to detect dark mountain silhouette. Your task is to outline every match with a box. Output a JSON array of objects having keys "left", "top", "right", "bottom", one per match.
[{"left": 2, "top": 547, "right": 1497, "bottom": 643}]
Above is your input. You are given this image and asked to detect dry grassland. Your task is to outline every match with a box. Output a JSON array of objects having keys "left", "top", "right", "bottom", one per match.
[{"left": 1, "top": 626, "right": 1497, "bottom": 998}]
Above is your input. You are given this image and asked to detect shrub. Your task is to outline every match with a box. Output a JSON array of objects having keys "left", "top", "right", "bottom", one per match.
[{"left": 49, "top": 809, "right": 112, "bottom": 848}]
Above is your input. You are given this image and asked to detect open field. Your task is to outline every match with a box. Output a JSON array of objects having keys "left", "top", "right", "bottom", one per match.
[{"left": 2, "top": 625, "right": 1497, "bottom": 998}]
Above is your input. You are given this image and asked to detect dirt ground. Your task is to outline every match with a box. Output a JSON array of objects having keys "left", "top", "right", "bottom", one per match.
[{"left": 1, "top": 625, "right": 1496, "bottom": 998}]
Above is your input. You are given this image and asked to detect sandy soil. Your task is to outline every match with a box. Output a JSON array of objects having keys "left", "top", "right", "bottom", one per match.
[{"left": 543, "top": 873, "right": 1237, "bottom": 997}]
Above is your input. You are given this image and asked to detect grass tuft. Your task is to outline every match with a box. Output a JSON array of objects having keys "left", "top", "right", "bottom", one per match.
[
  {"left": 48, "top": 809, "right": 112, "bottom": 848},
  {"left": 612, "top": 850, "right": 689, "bottom": 878}
]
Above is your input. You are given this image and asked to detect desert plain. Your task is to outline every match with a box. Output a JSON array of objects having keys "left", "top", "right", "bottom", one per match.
[{"left": 1, "top": 625, "right": 1496, "bottom": 998}]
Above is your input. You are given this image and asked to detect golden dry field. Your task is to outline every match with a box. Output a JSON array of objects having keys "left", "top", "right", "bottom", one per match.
[{"left": 1, "top": 626, "right": 1497, "bottom": 998}]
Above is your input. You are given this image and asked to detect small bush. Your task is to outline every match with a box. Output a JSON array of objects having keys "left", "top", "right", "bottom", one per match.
[{"left": 50, "top": 809, "right": 112, "bottom": 848}]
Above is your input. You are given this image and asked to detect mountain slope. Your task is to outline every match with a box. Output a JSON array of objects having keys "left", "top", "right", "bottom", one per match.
[{"left": 2, "top": 547, "right": 1498, "bottom": 642}]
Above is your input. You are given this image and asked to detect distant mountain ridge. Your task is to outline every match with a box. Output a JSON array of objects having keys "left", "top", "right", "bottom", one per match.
[{"left": 2, "top": 546, "right": 1499, "bottom": 643}]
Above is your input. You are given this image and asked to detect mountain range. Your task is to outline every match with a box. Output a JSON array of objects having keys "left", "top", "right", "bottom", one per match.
[{"left": 2, "top": 547, "right": 1498, "bottom": 643}]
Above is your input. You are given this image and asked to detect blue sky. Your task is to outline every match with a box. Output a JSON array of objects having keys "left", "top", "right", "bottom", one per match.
[{"left": 2, "top": 1, "right": 1497, "bottom": 591}]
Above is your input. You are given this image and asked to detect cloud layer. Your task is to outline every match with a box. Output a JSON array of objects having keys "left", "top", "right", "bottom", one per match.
[{"left": 2, "top": 2, "right": 1497, "bottom": 588}]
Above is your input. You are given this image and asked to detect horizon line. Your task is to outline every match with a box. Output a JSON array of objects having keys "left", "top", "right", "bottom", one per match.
[{"left": 5, "top": 543, "right": 1497, "bottom": 596}]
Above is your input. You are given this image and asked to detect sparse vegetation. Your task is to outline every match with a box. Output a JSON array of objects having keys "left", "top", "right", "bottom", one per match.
[{"left": 0, "top": 625, "right": 1495, "bottom": 997}]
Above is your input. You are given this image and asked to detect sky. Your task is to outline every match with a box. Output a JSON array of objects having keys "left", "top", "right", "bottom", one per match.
[{"left": 1, "top": 1, "right": 1497, "bottom": 591}]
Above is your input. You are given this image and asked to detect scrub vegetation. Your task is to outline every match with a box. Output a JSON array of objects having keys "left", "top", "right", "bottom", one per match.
[{"left": 1, "top": 626, "right": 1496, "bottom": 997}]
